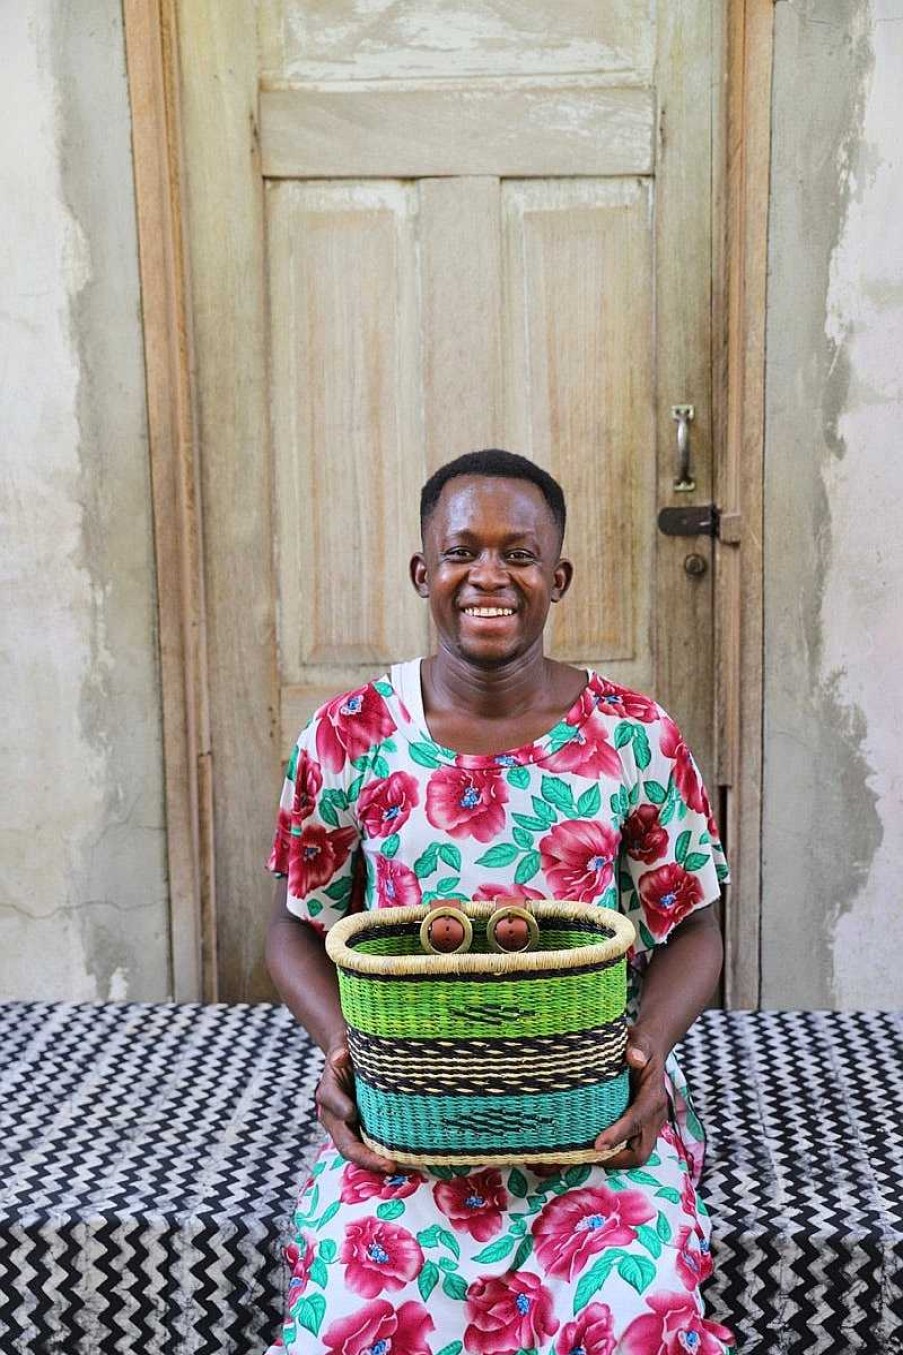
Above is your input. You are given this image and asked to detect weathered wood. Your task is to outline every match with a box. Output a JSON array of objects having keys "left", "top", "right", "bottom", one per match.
[
  {"left": 175, "top": 0, "right": 280, "bottom": 1001},
  {"left": 714, "top": 0, "right": 773, "bottom": 1009},
  {"left": 259, "top": 83, "right": 655, "bottom": 179},
  {"left": 123, "top": 0, "right": 214, "bottom": 1000},
  {"left": 653, "top": 1, "right": 716, "bottom": 779},
  {"left": 502, "top": 178, "right": 655, "bottom": 689},
  {"left": 259, "top": 0, "right": 654, "bottom": 83}
]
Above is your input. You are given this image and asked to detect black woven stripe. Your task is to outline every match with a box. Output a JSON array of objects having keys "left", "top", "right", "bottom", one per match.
[
  {"left": 346, "top": 1017, "right": 626, "bottom": 1060},
  {"left": 339, "top": 953, "right": 622, "bottom": 982},
  {"left": 354, "top": 1058, "right": 627, "bottom": 1098}
]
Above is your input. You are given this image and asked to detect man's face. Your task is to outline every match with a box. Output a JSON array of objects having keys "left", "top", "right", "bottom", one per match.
[{"left": 410, "top": 475, "right": 571, "bottom": 667}]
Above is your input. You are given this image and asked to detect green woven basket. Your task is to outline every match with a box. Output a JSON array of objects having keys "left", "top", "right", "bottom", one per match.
[{"left": 325, "top": 900, "right": 635, "bottom": 1168}]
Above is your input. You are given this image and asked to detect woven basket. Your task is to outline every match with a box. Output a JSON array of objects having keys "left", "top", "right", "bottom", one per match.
[{"left": 325, "top": 900, "right": 635, "bottom": 1168}]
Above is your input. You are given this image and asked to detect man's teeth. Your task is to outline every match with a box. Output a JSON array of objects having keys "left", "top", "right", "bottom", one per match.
[{"left": 464, "top": 607, "right": 515, "bottom": 617}]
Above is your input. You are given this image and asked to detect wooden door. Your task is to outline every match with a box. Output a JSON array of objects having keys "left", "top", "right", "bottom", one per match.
[{"left": 175, "top": 1, "right": 718, "bottom": 1000}]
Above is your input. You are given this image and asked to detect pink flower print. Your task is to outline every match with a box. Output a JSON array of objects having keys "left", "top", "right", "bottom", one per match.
[
  {"left": 340, "top": 1217, "right": 424, "bottom": 1298},
  {"left": 316, "top": 686, "right": 396, "bottom": 773},
  {"left": 542, "top": 690, "right": 621, "bottom": 778},
  {"left": 674, "top": 1225, "right": 714, "bottom": 1291},
  {"left": 288, "top": 824, "right": 356, "bottom": 900},
  {"left": 374, "top": 855, "right": 423, "bottom": 909},
  {"left": 624, "top": 804, "right": 669, "bottom": 864},
  {"left": 539, "top": 821, "right": 619, "bottom": 902},
  {"left": 620, "top": 1291, "right": 734, "bottom": 1355},
  {"left": 464, "top": 1272, "right": 559, "bottom": 1355},
  {"left": 323, "top": 1300, "right": 435, "bottom": 1355},
  {"left": 680, "top": 1170, "right": 697, "bottom": 1220},
  {"left": 340, "top": 1162, "right": 425, "bottom": 1205},
  {"left": 283, "top": 1234, "right": 313, "bottom": 1312},
  {"left": 472, "top": 884, "right": 545, "bottom": 903},
  {"left": 532, "top": 1184, "right": 655, "bottom": 1281},
  {"left": 292, "top": 750, "right": 324, "bottom": 821},
  {"left": 358, "top": 772, "right": 420, "bottom": 839},
  {"left": 425, "top": 766, "right": 509, "bottom": 843},
  {"left": 433, "top": 1169, "right": 508, "bottom": 1242},
  {"left": 555, "top": 1302, "right": 617, "bottom": 1355},
  {"left": 587, "top": 676, "right": 660, "bottom": 724},
  {"left": 659, "top": 717, "right": 708, "bottom": 814},
  {"left": 638, "top": 863, "right": 704, "bottom": 939}
]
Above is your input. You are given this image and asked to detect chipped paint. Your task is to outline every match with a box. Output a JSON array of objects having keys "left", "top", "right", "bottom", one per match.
[
  {"left": 763, "top": 0, "right": 893, "bottom": 1008},
  {"left": 0, "top": 1, "right": 168, "bottom": 1000}
]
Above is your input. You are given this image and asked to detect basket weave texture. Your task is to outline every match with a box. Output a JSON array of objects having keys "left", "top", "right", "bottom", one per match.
[{"left": 325, "top": 901, "right": 635, "bottom": 1167}]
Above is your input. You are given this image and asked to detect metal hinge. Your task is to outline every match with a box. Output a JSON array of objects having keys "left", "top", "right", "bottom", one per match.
[{"left": 657, "top": 505, "right": 742, "bottom": 543}]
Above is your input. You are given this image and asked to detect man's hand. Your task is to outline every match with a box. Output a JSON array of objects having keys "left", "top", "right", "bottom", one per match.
[
  {"left": 315, "top": 1043, "right": 399, "bottom": 1174},
  {"left": 593, "top": 1025, "right": 669, "bottom": 1168}
]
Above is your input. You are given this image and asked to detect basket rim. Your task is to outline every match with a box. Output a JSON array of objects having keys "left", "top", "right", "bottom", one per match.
[{"left": 325, "top": 901, "right": 635, "bottom": 976}]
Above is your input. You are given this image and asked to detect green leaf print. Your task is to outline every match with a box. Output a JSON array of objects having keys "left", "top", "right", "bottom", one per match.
[
  {"left": 475, "top": 843, "right": 520, "bottom": 868},
  {"left": 716, "top": 861, "right": 730, "bottom": 882},
  {"left": 295, "top": 1293, "right": 327, "bottom": 1337},
  {"left": 376, "top": 1200, "right": 406, "bottom": 1221},
  {"left": 699, "top": 831, "right": 711, "bottom": 845},
  {"left": 683, "top": 851, "right": 711, "bottom": 872},
  {"left": 297, "top": 1184, "right": 319, "bottom": 1220},
  {"left": 508, "top": 1215, "right": 529, "bottom": 1236},
  {"left": 439, "top": 1257, "right": 458, "bottom": 1273},
  {"left": 381, "top": 833, "right": 400, "bottom": 859},
  {"left": 548, "top": 721, "right": 575, "bottom": 750},
  {"left": 416, "top": 1225, "right": 442, "bottom": 1246},
  {"left": 436, "top": 876, "right": 462, "bottom": 895},
  {"left": 324, "top": 876, "right": 353, "bottom": 903},
  {"left": 540, "top": 777, "right": 577, "bottom": 817},
  {"left": 309, "top": 1257, "right": 329, "bottom": 1288},
  {"left": 635, "top": 1224, "right": 663, "bottom": 1259},
  {"left": 439, "top": 843, "right": 463, "bottom": 871},
  {"left": 372, "top": 754, "right": 390, "bottom": 779},
  {"left": 437, "top": 1227, "right": 461, "bottom": 1259},
  {"left": 628, "top": 781, "right": 641, "bottom": 806},
  {"left": 638, "top": 920, "right": 656, "bottom": 950},
  {"left": 347, "top": 774, "right": 364, "bottom": 803},
  {"left": 471, "top": 1234, "right": 518, "bottom": 1264},
  {"left": 442, "top": 1273, "right": 468, "bottom": 1301},
  {"left": 655, "top": 1211, "right": 673, "bottom": 1243},
  {"left": 319, "top": 789, "right": 347, "bottom": 827},
  {"left": 632, "top": 727, "right": 652, "bottom": 770},
  {"left": 511, "top": 1234, "right": 534, "bottom": 1268},
  {"left": 643, "top": 779, "right": 667, "bottom": 805},
  {"left": 285, "top": 745, "right": 299, "bottom": 783},
  {"left": 307, "top": 900, "right": 323, "bottom": 917},
  {"left": 573, "top": 1252, "right": 618, "bottom": 1313},
  {"left": 318, "top": 1238, "right": 337, "bottom": 1262},
  {"left": 613, "top": 721, "right": 634, "bottom": 750},
  {"left": 646, "top": 1152, "right": 662, "bottom": 1167},
  {"left": 655, "top": 1186, "right": 682, "bottom": 1204},
  {"left": 626, "top": 1168, "right": 660, "bottom": 1187},
  {"left": 414, "top": 843, "right": 441, "bottom": 878},
  {"left": 618, "top": 1253, "right": 656, "bottom": 1294},
  {"left": 315, "top": 1201, "right": 341, "bottom": 1231},
  {"left": 563, "top": 1164, "right": 592, "bottom": 1188},
  {"left": 531, "top": 795, "right": 557, "bottom": 826},
  {"left": 512, "top": 813, "right": 549, "bottom": 832},
  {"left": 409, "top": 742, "right": 443, "bottom": 769},
  {"left": 418, "top": 1260, "right": 440, "bottom": 1301},
  {"left": 685, "top": 1106, "right": 706, "bottom": 1141},
  {"left": 659, "top": 798, "right": 676, "bottom": 827},
  {"left": 373, "top": 680, "right": 394, "bottom": 697},
  {"left": 435, "top": 1344, "right": 464, "bottom": 1355},
  {"left": 674, "top": 830, "right": 691, "bottom": 864},
  {"left": 506, "top": 766, "right": 531, "bottom": 790},
  {"left": 577, "top": 784, "right": 602, "bottom": 817},
  {"left": 513, "top": 827, "right": 535, "bottom": 851},
  {"left": 508, "top": 1167, "right": 529, "bottom": 1197},
  {"left": 514, "top": 852, "right": 541, "bottom": 885}
]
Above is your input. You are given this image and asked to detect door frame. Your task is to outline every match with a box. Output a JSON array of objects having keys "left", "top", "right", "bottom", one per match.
[{"left": 124, "top": 0, "right": 773, "bottom": 1006}]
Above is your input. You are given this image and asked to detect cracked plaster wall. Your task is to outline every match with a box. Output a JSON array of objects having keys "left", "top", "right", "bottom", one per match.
[
  {"left": 762, "top": 0, "right": 902, "bottom": 1007},
  {"left": 0, "top": 2, "right": 170, "bottom": 999}
]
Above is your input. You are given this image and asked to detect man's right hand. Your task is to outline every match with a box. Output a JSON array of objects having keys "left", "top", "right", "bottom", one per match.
[{"left": 315, "top": 1043, "right": 399, "bottom": 1174}]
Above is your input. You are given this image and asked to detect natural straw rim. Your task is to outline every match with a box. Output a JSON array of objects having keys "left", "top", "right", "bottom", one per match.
[
  {"left": 325, "top": 901, "right": 635, "bottom": 977},
  {"left": 359, "top": 1130, "right": 628, "bottom": 1168}
]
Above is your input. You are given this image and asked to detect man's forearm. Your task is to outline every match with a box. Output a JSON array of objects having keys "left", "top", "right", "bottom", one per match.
[
  {"left": 266, "top": 882, "right": 347, "bottom": 1054},
  {"left": 635, "top": 907, "right": 724, "bottom": 1056}
]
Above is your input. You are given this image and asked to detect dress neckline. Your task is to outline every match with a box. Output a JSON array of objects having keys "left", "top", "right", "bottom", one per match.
[{"left": 388, "top": 657, "right": 596, "bottom": 770}]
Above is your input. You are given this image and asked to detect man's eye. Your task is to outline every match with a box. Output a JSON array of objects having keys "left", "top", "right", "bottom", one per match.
[
  {"left": 445, "top": 548, "right": 471, "bottom": 559},
  {"left": 507, "top": 551, "right": 535, "bottom": 563}
]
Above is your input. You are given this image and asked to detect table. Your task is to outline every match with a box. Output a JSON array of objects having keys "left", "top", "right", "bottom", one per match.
[{"left": 0, "top": 1003, "right": 900, "bottom": 1353}]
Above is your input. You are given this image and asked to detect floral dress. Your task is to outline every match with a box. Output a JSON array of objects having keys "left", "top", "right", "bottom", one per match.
[{"left": 265, "top": 661, "right": 736, "bottom": 1355}]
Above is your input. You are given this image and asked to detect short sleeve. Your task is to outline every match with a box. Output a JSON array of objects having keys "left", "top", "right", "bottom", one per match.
[
  {"left": 617, "top": 706, "right": 729, "bottom": 954},
  {"left": 266, "top": 719, "right": 361, "bottom": 933}
]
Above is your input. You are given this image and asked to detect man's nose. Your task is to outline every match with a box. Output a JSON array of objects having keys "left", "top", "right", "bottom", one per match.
[{"left": 468, "top": 551, "right": 509, "bottom": 586}]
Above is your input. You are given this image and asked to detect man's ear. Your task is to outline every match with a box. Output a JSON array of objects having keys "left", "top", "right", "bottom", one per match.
[
  {"left": 551, "top": 557, "right": 574, "bottom": 602},
  {"left": 410, "top": 552, "right": 430, "bottom": 597}
]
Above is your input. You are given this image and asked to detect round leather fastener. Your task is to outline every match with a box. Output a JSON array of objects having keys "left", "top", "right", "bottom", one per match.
[
  {"left": 419, "top": 906, "right": 474, "bottom": 955},
  {"left": 486, "top": 905, "right": 539, "bottom": 954}
]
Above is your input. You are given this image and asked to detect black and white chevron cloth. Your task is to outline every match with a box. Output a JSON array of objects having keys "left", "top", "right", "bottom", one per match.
[{"left": 0, "top": 1003, "right": 900, "bottom": 1353}]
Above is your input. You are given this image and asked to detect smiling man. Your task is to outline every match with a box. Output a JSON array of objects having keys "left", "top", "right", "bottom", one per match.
[{"left": 264, "top": 449, "right": 735, "bottom": 1355}]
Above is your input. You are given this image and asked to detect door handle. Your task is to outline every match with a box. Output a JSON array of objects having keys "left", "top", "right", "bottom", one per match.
[{"left": 671, "top": 404, "right": 695, "bottom": 492}]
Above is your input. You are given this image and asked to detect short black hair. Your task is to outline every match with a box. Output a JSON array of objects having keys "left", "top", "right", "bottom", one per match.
[{"left": 420, "top": 449, "right": 566, "bottom": 545}]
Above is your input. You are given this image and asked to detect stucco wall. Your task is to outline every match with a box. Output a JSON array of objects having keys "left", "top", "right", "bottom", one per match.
[
  {"left": 762, "top": 0, "right": 903, "bottom": 1007},
  {"left": 0, "top": 2, "right": 170, "bottom": 999}
]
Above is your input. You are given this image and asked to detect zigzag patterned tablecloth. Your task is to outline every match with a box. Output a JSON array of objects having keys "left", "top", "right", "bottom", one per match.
[{"left": 0, "top": 1003, "right": 900, "bottom": 1354}]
